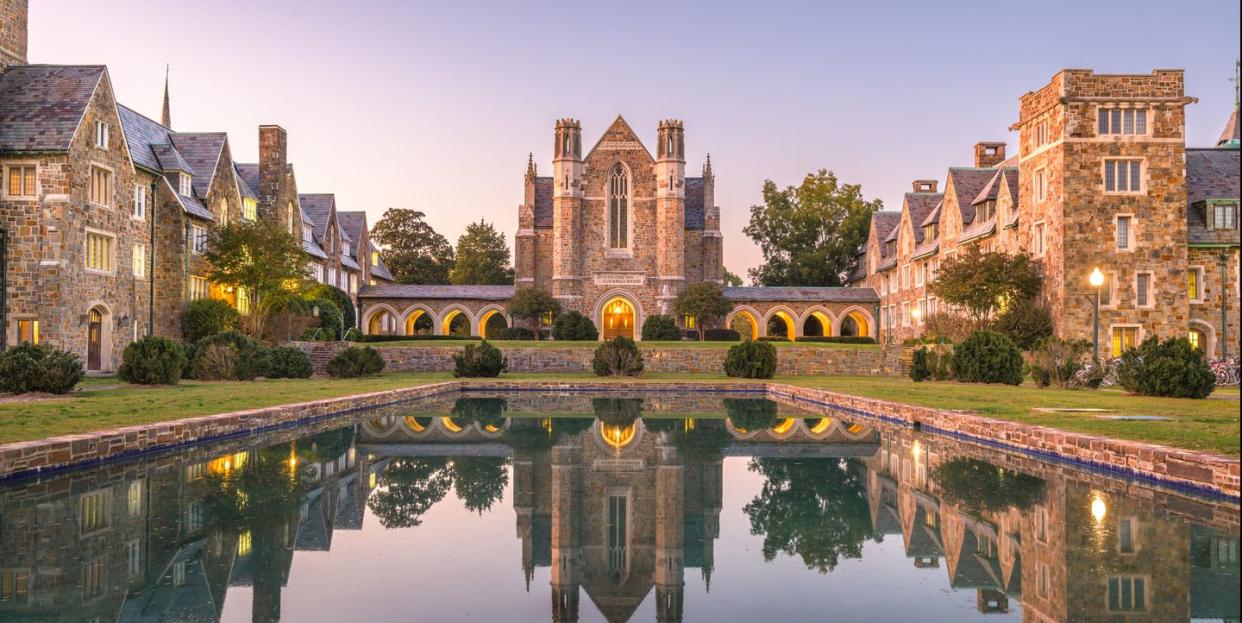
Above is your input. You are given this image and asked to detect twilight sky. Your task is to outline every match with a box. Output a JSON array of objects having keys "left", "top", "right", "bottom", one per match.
[{"left": 31, "top": 1, "right": 1240, "bottom": 281}]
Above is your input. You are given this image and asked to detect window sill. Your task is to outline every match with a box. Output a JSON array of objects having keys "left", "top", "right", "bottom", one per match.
[
  {"left": 84, "top": 268, "right": 115, "bottom": 277},
  {"left": 88, "top": 202, "right": 113, "bottom": 209}
]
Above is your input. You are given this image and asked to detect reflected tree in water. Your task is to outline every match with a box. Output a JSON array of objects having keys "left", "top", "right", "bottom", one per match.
[
  {"left": 368, "top": 457, "right": 453, "bottom": 528},
  {"left": 592, "top": 397, "right": 644, "bottom": 425},
  {"left": 452, "top": 456, "right": 510, "bottom": 514},
  {"left": 744, "top": 458, "right": 879, "bottom": 573},
  {"left": 296, "top": 427, "right": 355, "bottom": 464},
  {"left": 674, "top": 420, "right": 734, "bottom": 462},
  {"left": 931, "top": 458, "right": 1046, "bottom": 512},
  {"left": 724, "top": 398, "right": 778, "bottom": 431},
  {"left": 452, "top": 397, "right": 508, "bottom": 429}
]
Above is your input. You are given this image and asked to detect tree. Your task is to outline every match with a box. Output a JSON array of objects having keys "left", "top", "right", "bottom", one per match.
[
  {"left": 205, "top": 220, "right": 309, "bottom": 340},
  {"left": 508, "top": 287, "right": 561, "bottom": 340},
  {"left": 450, "top": 219, "right": 513, "bottom": 285},
  {"left": 369, "top": 208, "right": 455, "bottom": 284},
  {"left": 930, "top": 247, "right": 1041, "bottom": 324},
  {"left": 451, "top": 456, "right": 509, "bottom": 514},
  {"left": 722, "top": 268, "right": 744, "bottom": 287},
  {"left": 743, "top": 170, "right": 880, "bottom": 286},
  {"left": 367, "top": 457, "right": 453, "bottom": 528},
  {"left": 674, "top": 282, "right": 733, "bottom": 340}
]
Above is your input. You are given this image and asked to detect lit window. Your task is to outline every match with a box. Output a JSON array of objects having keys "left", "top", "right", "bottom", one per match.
[
  {"left": 236, "top": 286, "right": 251, "bottom": 315},
  {"left": 1188, "top": 328, "right": 1205, "bottom": 352},
  {"left": 83, "top": 558, "right": 105, "bottom": 599},
  {"left": 132, "top": 243, "right": 146, "bottom": 278},
  {"left": 80, "top": 490, "right": 109, "bottom": 533},
  {"left": 1098, "top": 108, "right": 1147, "bottom": 135},
  {"left": 1136, "top": 272, "right": 1152, "bottom": 308},
  {"left": 16, "top": 319, "right": 38, "bottom": 344},
  {"left": 1104, "top": 159, "right": 1143, "bottom": 193},
  {"left": 189, "top": 275, "right": 210, "bottom": 300},
  {"left": 85, "top": 231, "right": 115, "bottom": 272},
  {"left": 5, "top": 164, "right": 35, "bottom": 197},
  {"left": 127, "top": 480, "right": 144, "bottom": 516},
  {"left": 1188, "top": 267, "right": 1203, "bottom": 301},
  {"left": 1111, "top": 326, "right": 1139, "bottom": 357},
  {"left": 1115, "top": 215, "right": 1132, "bottom": 250},
  {"left": 94, "top": 120, "right": 110, "bottom": 149},
  {"left": 0, "top": 569, "right": 30, "bottom": 603},
  {"left": 1107, "top": 576, "right": 1147, "bottom": 612},
  {"left": 133, "top": 186, "right": 147, "bottom": 219},
  {"left": 683, "top": 314, "right": 697, "bottom": 329},
  {"left": 90, "top": 166, "right": 113, "bottom": 206},
  {"left": 371, "top": 250, "right": 379, "bottom": 267},
  {"left": 191, "top": 225, "right": 208, "bottom": 254},
  {"left": 242, "top": 198, "right": 258, "bottom": 221}
]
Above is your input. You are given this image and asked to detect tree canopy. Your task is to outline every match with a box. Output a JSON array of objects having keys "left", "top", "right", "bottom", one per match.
[
  {"left": 722, "top": 268, "right": 744, "bottom": 287},
  {"left": 369, "top": 208, "right": 455, "bottom": 285},
  {"left": 674, "top": 282, "right": 733, "bottom": 339},
  {"left": 929, "top": 247, "right": 1042, "bottom": 323},
  {"left": 450, "top": 219, "right": 513, "bottom": 285},
  {"left": 508, "top": 287, "right": 561, "bottom": 339},
  {"left": 743, "top": 170, "right": 880, "bottom": 287},
  {"left": 205, "top": 220, "right": 309, "bottom": 339}
]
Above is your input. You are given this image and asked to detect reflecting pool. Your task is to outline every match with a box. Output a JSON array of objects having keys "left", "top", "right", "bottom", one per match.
[{"left": 0, "top": 390, "right": 1237, "bottom": 622}]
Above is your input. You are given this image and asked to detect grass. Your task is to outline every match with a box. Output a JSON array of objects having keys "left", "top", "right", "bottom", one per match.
[
  {"left": 359, "top": 339, "right": 878, "bottom": 350},
  {"left": 2, "top": 372, "right": 1237, "bottom": 456}
]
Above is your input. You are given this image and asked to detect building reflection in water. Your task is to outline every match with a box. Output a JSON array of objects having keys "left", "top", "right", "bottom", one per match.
[{"left": 0, "top": 393, "right": 1236, "bottom": 623}]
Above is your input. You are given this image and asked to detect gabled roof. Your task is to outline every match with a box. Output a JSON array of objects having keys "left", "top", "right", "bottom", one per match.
[
  {"left": 368, "top": 242, "right": 396, "bottom": 282},
  {"left": 340, "top": 252, "right": 361, "bottom": 271},
  {"left": 971, "top": 167, "right": 1018, "bottom": 206},
  {"left": 299, "top": 193, "right": 335, "bottom": 244},
  {"left": 336, "top": 211, "right": 368, "bottom": 244},
  {"left": 947, "top": 168, "right": 998, "bottom": 225},
  {"left": 170, "top": 133, "right": 227, "bottom": 198},
  {"left": 173, "top": 188, "right": 215, "bottom": 222},
  {"left": 118, "top": 103, "right": 173, "bottom": 172},
  {"left": 1219, "top": 108, "right": 1239, "bottom": 147},
  {"left": 722, "top": 286, "right": 879, "bottom": 303},
  {"left": 920, "top": 202, "right": 942, "bottom": 228},
  {"left": 235, "top": 163, "right": 260, "bottom": 197},
  {"left": 358, "top": 284, "right": 516, "bottom": 300},
  {"left": 152, "top": 142, "right": 192, "bottom": 173},
  {"left": 871, "top": 212, "right": 901, "bottom": 252},
  {"left": 584, "top": 114, "right": 654, "bottom": 163},
  {"left": 886, "top": 193, "right": 942, "bottom": 244},
  {"left": 235, "top": 166, "right": 258, "bottom": 200},
  {"left": 1186, "top": 148, "right": 1240, "bottom": 246},
  {"left": 0, "top": 65, "right": 106, "bottom": 152}
]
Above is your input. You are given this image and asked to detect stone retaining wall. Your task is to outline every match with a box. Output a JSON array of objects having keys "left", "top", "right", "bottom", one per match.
[
  {"left": 294, "top": 342, "right": 904, "bottom": 376},
  {"left": 1, "top": 380, "right": 1237, "bottom": 501}
]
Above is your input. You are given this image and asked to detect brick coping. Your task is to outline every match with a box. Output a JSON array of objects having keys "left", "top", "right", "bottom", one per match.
[{"left": 0, "top": 380, "right": 1237, "bottom": 501}]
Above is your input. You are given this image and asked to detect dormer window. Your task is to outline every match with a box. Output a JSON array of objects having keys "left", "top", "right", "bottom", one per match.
[
  {"left": 94, "top": 121, "right": 110, "bottom": 149},
  {"left": 884, "top": 241, "right": 897, "bottom": 256},
  {"left": 1209, "top": 203, "right": 1238, "bottom": 230},
  {"left": 302, "top": 225, "right": 312, "bottom": 243},
  {"left": 242, "top": 198, "right": 257, "bottom": 221},
  {"left": 178, "top": 173, "right": 192, "bottom": 196},
  {"left": 976, "top": 201, "right": 995, "bottom": 222},
  {"left": 343, "top": 241, "right": 351, "bottom": 256},
  {"left": 371, "top": 250, "right": 380, "bottom": 267},
  {"left": 923, "top": 223, "right": 938, "bottom": 241}
]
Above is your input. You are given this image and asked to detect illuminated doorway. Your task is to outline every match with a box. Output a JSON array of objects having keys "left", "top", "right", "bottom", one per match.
[{"left": 601, "top": 297, "right": 635, "bottom": 340}]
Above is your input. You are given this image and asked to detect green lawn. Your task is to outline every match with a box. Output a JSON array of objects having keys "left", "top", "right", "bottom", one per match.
[
  {"left": 360, "top": 339, "right": 878, "bottom": 350},
  {"left": 2, "top": 373, "right": 1237, "bottom": 456}
]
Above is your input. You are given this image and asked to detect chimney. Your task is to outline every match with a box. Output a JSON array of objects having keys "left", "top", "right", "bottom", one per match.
[
  {"left": 0, "top": 0, "right": 30, "bottom": 71},
  {"left": 258, "top": 125, "right": 287, "bottom": 218},
  {"left": 973, "top": 142, "right": 1006, "bottom": 168},
  {"left": 912, "top": 179, "right": 939, "bottom": 193}
]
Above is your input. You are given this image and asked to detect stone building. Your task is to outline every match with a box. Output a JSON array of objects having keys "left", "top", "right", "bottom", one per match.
[
  {"left": 360, "top": 117, "right": 880, "bottom": 340},
  {"left": 852, "top": 68, "right": 1240, "bottom": 358}
]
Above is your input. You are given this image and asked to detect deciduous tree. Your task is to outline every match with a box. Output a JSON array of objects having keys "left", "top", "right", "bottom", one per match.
[
  {"left": 449, "top": 219, "right": 513, "bottom": 285},
  {"left": 674, "top": 283, "right": 733, "bottom": 340},
  {"left": 369, "top": 208, "right": 455, "bottom": 285},
  {"left": 205, "top": 220, "right": 309, "bottom": 340},
  {"left": 507, "top": 287, "right": 561, "bottom": 340},
  {"left": 929, "top": 247, "right": 1041, "bottom": 324}
]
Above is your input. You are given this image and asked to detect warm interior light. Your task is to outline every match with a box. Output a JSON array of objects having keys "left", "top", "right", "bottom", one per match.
[{"left": 1089, "top": 267, "right": 1105, "bottom": 288}]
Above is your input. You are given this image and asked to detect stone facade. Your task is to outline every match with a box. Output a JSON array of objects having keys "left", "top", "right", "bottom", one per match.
[{"left": 852, "top": 69, "right": 1240, "bottom": 357}]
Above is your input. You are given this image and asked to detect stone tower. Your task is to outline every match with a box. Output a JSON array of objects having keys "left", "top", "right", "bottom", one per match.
[
  {"left": 701, "top": 155, "right": 724, "bottom": 284},
  {"left": 552, "top": 119, "right": 583, "bottom": 304},
  {"left": 0, "top": 0, "right": 28, "bottom": 71},
  {"left": 515, "top": 154, "right": 539, "bottom": 287},
  {"left": 656, "top": 120, "right": 687, "bottom": 307}
]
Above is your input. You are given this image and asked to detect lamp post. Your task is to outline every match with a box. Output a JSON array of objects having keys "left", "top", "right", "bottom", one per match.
[{"left": 1089, "top": 267, "right": 1104, "bottom": 362}]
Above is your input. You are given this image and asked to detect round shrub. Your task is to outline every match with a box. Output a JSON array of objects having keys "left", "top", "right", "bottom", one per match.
[
  {"left": 267, "top": 346, "right": 313, "bottom": 379},
  {"left": 641, "top": 314, "right": 683, "bottom": 341},
  {"left": 592, "top": 337, "right": 644, "bottom": 377},
  {"left": 309, "top": 284, "right": 356, "bottom": 332},
  {"left": 951, "top": 330, "right": 1023, "bottom": 385},
  {"left": 308, "top": 298, "right": 344, "bottom": 338},
  {"left": 190, "top": 330, "right": 270, "bottom": 381},
  {"left": 0, "top": 343, "right": 85, "bottom": 395},
  {"left": 118, "top": 336, "right": 187, "bottom": 385},
  {"left": 552, "top": 311, "right": 599, "bottom": 341},
  {"left": 723, "top": 341, "right": 777, "bottom": 379},
  {"left": 182, "top": 298, "right": 240, "bottom": 343},
  {"left": 994, "top": 302, "right": 1054, "bottom": 351},
  {"left": 453, "top": 341, "right": 508, "bottom": 378},
  {"left": 326, "top": 346, "right": 386, "bottom": 378},
  {"left": 1115, "top": 337, "right": 1215, "bottom": 398},
  {"left": 910, "top": 347, "right": 932, "bottom": 382},
  {"left": 703, "top": 328, "right": 742, "bottom": 342}
]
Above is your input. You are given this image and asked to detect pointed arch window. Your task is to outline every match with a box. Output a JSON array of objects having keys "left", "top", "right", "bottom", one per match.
[{"left": 608, "top": 164, "right": 629, "bottom": 249}]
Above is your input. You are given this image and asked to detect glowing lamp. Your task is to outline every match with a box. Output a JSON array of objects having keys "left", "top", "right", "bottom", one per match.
[{"left": 1089, "top": 267, "right": 1104, "bottom": 288}]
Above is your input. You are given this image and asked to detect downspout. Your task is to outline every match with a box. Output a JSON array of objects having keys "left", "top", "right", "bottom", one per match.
[
  {"left": 148, "top": 181, "right": 157, "bottom": 336},
  {"left": 0, "top": 226, "right": 7, "bottom": 351},
  {"left": 1222, "top": 252, "right": 1230, "bottom": 357}
]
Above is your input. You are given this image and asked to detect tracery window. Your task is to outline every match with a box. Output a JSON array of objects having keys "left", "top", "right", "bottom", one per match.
[{"left": 608, "top": 164, "right": 628, "bottom": 249}]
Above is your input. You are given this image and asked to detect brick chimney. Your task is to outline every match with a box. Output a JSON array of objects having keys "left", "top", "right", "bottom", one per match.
[
  {"left": 912, "top": 179, "right": 939, "bottom": 193},
  {"left": 0, "top": 0, "right": 30, "bottom": 71},
  {"left": 258, "top": 125, "right": 287, "bottom": 219},
  {"left": 974, "top": 142, "right": 1006, "bottom": 168}
]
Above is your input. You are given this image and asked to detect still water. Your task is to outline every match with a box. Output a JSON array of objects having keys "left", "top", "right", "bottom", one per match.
[{"left": 0, "top": 390, "right": 1237, "bottom": 622}]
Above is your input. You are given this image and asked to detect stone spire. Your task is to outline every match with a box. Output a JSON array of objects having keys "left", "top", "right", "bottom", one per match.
[
  {"left": 703, "top": 153, "right": 713, "bottom": 178},
  {"left": 1220, "top": 59, "right": 1240, "bottom": 148},
  {"left": 526, "top": 152, "right": 537, "bottom": 180},
  {"left": 161, "top": 64, "right": 172, "bottom": 129}
]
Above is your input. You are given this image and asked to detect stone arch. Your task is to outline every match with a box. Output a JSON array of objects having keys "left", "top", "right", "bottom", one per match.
[
  {"left": 593, "top": 289, "right": 644, "bottom": 340},
  {"left": 799, "top": 307, "right": 835, "bottom": 338},
  {"left": 437, "top": 305, "right": 474, "bottom": 337},
  {"left": 839, "top": 421, "right": 873, "bottom": 440},
  {"left": 476, "top": 305, "right": 511, "bottom": 339},
  {"left": 767, "top": 417, "right": 799, "bottom": 439},
  {"left": 763, "top": 306, "right": 799, "bottom": 340},
  {"left": 475, "top": 419, "right": 509, "bottom": 438},
  {"left": 804, "top": 417, "right": 837, "bottom": 439},
  {"left": 85, "top": 301, "right": 114, "bottom": 372},
  {"left": 835, "top": 305, "right": 875, "bottom": 338},
  {"left": 362, "top": 303, "right": 401, "bottom": 336},
  {"left": 726, "top": 306, "right": 762, "bottom": 341},
  {"left": 362, "top": 416, "right": 398, "bottom": 438},
  {"left": 1188, "top": 319, "right": 1215, "bottom": 357},
  {"left": 399, "top": 304, "right": 436, "bottom": 336},
  {"left": 400, "top": 416, "right": 434, "bottom": 436}
]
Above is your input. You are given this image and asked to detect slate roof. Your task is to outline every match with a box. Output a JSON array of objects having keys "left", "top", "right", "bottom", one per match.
[
  {"left": 170, "top": 133, "right": 227, "bottom": 198},
  {"left": 1185, "top": 148, "right": 1241, "bottom": 246},
  {"left": 235, "top": 163, "right": 260, "bottom": 196},
  {"left": 236, "top": 167, "right": 258, "bottom": 200},
  {"left": 340, "top": 252, "right": 361, "bottom": 271},
  {"left": 1003, "top": 169, "right": 1020, "bottom": 228},
  {"left": 871, "top": 212, "right": 901, "bottom": 253},
  {"left": 948, "top": 168, "right": 998, "bottom": 225},
  {"left": 152, "top": 142, "right": 191, "bottom": 173},
  {"left": 911, "top": 240, "right": 939, "bottom": 259},
  {"left": 118, "top": 103, "right": 172, "bottom": 172},
  {"left": 886, "top": 193, "right": 942, "bottom": 244},
  {"left": 971, "top": 167, "right": 1017, "bottom": 206},
  {"left": 876, "top": 255, "right": 897, "bottom": 272},
  {"left": 336, "top": 211, "right": 367, "bottom": 244},
  {"left": 175, "top": 192, "right": 215, "bottom": 222},
  {"left": 368, "top": 243, "right": 396, "bottom": 281},
  {"left": 0, "top": 65, "right": 106, "bottom": 152},
  {"left": 920, "top": 202, "right": 942, "bottom": 227},
  {"left": 359, "top": 284, "right": 516, "bottom": 300},
  {"left": 299, "top": 194, "right": 335, "bottom": 243},
  {"left": 303, "top": 239, "right": 328, "bottom": 260},
  {"left": 722, "top": 286, "right": 879, "bottom": 303},
  {"left": 958, "top": 219, "right": 996, "bottom": 243},
  {"left": 532, "top": 175, "right": 707, "bottom": 229}
]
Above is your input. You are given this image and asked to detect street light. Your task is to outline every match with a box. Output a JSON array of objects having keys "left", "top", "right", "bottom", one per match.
[{"left": 1089, "top": 267, "right": 1104, "bottom": 362}]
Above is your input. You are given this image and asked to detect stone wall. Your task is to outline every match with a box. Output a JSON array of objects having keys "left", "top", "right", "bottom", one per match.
[{"left": 295, "top": 342, "right": 904, "bottom": 376}]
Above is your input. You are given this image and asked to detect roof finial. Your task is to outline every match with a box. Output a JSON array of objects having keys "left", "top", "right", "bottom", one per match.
[
  {"left": 161, "top": 64, "right": 172, "bottom": 129},
  {"left": 526, "top": 152, "right": 537, "bottom": 179},
  {"left": 703, "top": 153, "right": 713, "bottom": 177}
]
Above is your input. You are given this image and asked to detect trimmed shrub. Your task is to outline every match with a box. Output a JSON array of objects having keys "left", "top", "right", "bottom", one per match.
[
  {"left": 494, "top": 327, "right": 534, "bottom": 341},
  {"left": 309, "top": 284, "right": 357, "bottom": 332},
  {"left": 267, "top": 346, "right": 313, "bottom": 379},
  {"left": 326, "top": 346, "right": 386, "bottom": 378},
  {"left": 119, "top": 336, "right": 187, "bottom": 385},
  {"left": 359, "top": 334, "right": 482, "bottom": 342},
  {"left": 0, "top": 343, "right": 85, "bottom": 395},
  {"left": 929, "top": 349, "right": 954, "bottom": 381},
  {"left": 641, "top": 314, "right": 683, "bottom": 341},
  {"left": 190, "top": 330, "right": 270, "bottom": 381},
  {"left": 182, "top": 298, "right": 240, "bottom": 343},
  {"left": 703, "top": 328, "right": 742, "bottom": 342},
  {"left": 1115, "top": 337, "right": 1215, "bottom": 398},
  {"left": 552, "top": 311, "right": 599, "bottom": 341},
  {"left": 797, "top": 336, "right": 877, "bottom": 344},
  {"left": 723, "top": 341, "right": 777, "bottom": 379},
  {"left": 951, "top": 330, "right": 1024, "bottom": 385},
  {"left": 592, "top": 337, "right": 644, "bottom": 377},
  {"left": 1028, "top": 336, "right": 1091, "bottom": 389},
  {"left": 994, "top": 302, "right": 1054, "bottom": 351},
  {"left": 910, "top": 347, "right": 932, "bottom": 382},
  {"left": 453, "top": 341, "right": 508, "bottom": 378}
]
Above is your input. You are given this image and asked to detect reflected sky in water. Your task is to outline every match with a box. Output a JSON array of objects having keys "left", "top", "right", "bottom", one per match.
[{"left": 0, "top": 391, "right": 1237, "bottom": 623}]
